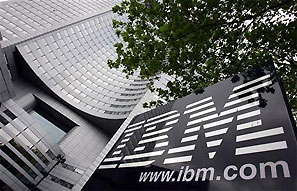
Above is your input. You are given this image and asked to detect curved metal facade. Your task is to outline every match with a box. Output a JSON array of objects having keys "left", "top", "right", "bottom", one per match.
[
  {"left": 0, "top": 0, "right": 121, "bottom": 47},
  {"left": 17, "top": 10, "right": 148, "bottom": 119}
]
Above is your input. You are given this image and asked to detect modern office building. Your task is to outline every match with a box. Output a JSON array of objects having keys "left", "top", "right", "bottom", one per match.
[{"left": 0, "top": 0, "right": 171, "bottom": 190}]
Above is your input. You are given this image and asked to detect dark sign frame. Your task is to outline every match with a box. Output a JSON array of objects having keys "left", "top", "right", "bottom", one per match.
[{"left": 84, "top": 64, "right": 297, "bottom": 190}]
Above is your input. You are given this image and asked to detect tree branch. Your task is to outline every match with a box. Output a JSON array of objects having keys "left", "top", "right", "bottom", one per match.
[{"left": 174, "top": 0, "right": 292, "bottom": 41}]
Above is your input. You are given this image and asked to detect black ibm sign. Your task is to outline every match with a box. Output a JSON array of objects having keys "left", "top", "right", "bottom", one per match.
[{"left": 85, "top": 65, "right": 297, "bottom": 190}]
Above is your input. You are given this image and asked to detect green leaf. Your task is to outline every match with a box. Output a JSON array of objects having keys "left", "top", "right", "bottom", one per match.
[{"left": 109, "top": 0, "right": 297, "bottom": 112}]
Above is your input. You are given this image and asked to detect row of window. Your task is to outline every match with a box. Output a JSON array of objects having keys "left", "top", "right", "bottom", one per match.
[
  {"left": 0, "top": 155, "right": 35, "bottom": 190},
  {"left": 9, "top": 139, "right": 48, "bottom": 175},
  {"left": 1, "top": 132, "right": 51, "bottom": 174},
  {"left": 0, "top": 113, "right": 9, "bottom": 126},
  {"left": 50, "top": 174, "right": 74, "bottom": 189},
  {"left": 0, "top": 109, "right": 17, "bottom": 127},
  {"left": 116, "top": 98, "right": 140, "bottom": 102},
  {"left": 1, "top": 144, "right": 38, "bottom": 179},
  {"left": 61, "top": 163, "right": 84, "bottom": 175},
  {"left": 104, "top": 110, "right": 130, "bottom": 115},
  {"left": 0, "top": 108, "right": 55, "bottom": 165},
  {"left": 2, "top": 126, "right": 53, "bottom": 164},
  {"left": 0, "top": 107, "right": 62, "bottom": 190},
  {"left": 125, "top": 88, "right": 147, "bottom": 92},
  {"left": 110, "top": 104, "right": 137, "bottom": 108}
]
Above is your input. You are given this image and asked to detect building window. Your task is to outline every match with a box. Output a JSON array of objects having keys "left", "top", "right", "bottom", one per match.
[
  {"left": 61, "top": 163, "right": 84, "bottom": 175},
  {"left": 50, "top": 175, "right": 74, "bottom": 189},
  {"left": 29, "top": 111, "right": 66, "bottom": 144},
  {"left": 3, "top": 109, "right": 16, "bottom": 120},
  {"left": 9, "top": 139, "right": 48, "bottom": 175},
  {"left": 0, "top": 115, "right": 9, "bottom": 125},
  {"left": 31, "top": 144, "right": 50, "bottom": 165},
  {"left": 0, "top": 156, "right": 35, "bottom": 190},
  {"left": 46, "top": 149, "right": 55, "bottom": 160},
  {"left": 1, "top": 145, "right": 38, "bottom": 179}
]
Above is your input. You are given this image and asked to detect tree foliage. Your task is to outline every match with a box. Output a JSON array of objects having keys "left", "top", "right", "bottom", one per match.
[{"left": 108, "top": 0, "right": 297, "bottom": 112}]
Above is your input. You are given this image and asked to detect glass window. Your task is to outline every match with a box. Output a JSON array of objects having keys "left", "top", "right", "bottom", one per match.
[
  {"left": 0, "top": 114, "right": 9, "bottom": 125},
  {"left": 50, "top": 175, "right": 74, "bottom": 189},
  {"left": 46, "top": 149, "right": 55, "bottom": 160},
  {"left": 1, "top": 145, "right": 37, "bottom": 179},
  {"left": 10, "top": 139, "right": 48, "bottom": 171},
  {"left": 0, "top": 156, "right": 34, "bottom": 190},
  {"left": 29, "top": 111, "right": 66, "bottom": 144},
  {"left": 31, "top": 145, "right": 50, "bottom": 165}
]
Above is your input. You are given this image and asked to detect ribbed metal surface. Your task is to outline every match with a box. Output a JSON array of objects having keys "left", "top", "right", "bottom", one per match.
[
  {"left": 17, "top": 10, "right": 148, "bottom": 119},
  {"left": 0, "top": 0, "right": 122, "bottom": 47}
]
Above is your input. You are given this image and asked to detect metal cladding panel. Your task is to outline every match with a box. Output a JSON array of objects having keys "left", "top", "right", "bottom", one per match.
[
  {"left": 0, "top": 0, "right": 122, "bottom": 47},
  {"left": 84, "top": 64, "right": 297, "bottom": 190},
  {"left": 16, "top": 11, "right": 148, "bottom": 120},
  {"left": 0, "top": 99, "right": 65, "bottom": 190}
]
